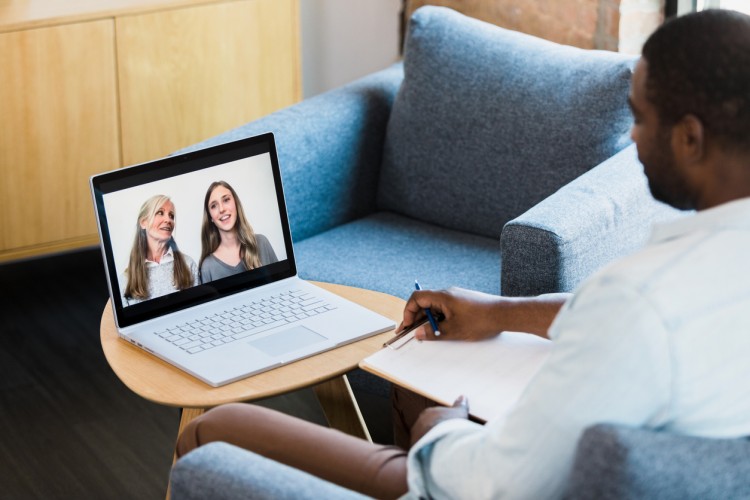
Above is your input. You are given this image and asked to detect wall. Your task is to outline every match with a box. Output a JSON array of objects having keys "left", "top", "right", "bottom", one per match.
[
  {"left": 300, "top": 0, "right": 402, "bottom": 98},
  {"left": 298, "top": 0, "right": 669, "bottom": 98}
]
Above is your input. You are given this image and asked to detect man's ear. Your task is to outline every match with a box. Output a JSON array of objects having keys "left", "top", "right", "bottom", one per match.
[{"left": 672, "top": 114, "right": 705, "bottom": 163}]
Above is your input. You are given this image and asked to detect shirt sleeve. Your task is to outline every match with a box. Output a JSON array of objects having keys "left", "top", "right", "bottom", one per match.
[{"left": 406, "top": 276, "right": 674, "bottom": 499}]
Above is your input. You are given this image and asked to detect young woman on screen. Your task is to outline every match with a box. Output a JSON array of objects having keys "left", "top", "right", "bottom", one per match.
[{"left": 199, "top": 181, "right": 278, "bottom": 283}]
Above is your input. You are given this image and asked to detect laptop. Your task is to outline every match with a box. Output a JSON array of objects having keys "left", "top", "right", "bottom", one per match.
[{"left": 90, "top": 132, "right": 395, "bottom": 387}]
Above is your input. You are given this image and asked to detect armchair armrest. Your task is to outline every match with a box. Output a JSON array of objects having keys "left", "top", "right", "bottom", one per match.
[
  {"left": 170, "top": 442, "right": 370, "bottom": 500},
  {"left": 177, "top": 64, "right": 404, "bottom": 241},
  {"left": 565, "top": 424, "right": 750, "bottom": 500},
  {"left": 500, "top": 145, "right": 684, "bottom": 296}
]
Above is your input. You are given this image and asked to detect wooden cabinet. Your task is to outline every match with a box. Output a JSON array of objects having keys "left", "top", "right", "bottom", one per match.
[
  {"left": 0, "top": 20, "right": 120, "bottom": 255},
  {"left": 0, "top": 0, "right": 300, "bottom": 262}
]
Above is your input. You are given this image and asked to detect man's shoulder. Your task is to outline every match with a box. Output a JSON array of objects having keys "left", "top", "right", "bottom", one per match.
[
  {"left": 581, "top": 220, "right": 750, "bottom": 313},
  {"left": 591, "top": 237, "right": 685, "bottom": 287}
]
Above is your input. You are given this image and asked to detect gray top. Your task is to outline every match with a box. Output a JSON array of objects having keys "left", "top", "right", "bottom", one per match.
[{"left": 200, "top": 234, "right": 279, "bottom": 283}]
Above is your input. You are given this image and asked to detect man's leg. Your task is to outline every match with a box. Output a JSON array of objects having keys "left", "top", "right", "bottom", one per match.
[{"left": 176, "top": 403, "right": 408, "bottom": 499}]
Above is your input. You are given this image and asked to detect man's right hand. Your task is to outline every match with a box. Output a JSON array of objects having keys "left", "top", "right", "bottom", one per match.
[{"left": 396, "top": 287, "right": 569, "bottom": 341}]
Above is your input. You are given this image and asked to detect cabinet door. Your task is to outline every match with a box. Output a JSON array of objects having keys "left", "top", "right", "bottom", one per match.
[
  {"left": 116, "top": 0, "right": 301, "bottom": 166},
  {"left": 0, "top": 21, "right": 120, "bottom": 258}
]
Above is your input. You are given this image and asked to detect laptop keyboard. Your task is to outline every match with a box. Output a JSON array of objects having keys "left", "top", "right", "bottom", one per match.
[{"left": 155, "top": 288, "right": 336, "bottom": 354}]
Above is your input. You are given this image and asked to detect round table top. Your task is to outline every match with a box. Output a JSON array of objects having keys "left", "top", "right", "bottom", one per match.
[{"left": 100, "top": 282, "right": 404, "bottom": 408}]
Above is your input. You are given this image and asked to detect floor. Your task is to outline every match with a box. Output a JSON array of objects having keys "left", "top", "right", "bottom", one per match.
[{"left": 0, "top": 248, "right": 391, "bottom": 499}]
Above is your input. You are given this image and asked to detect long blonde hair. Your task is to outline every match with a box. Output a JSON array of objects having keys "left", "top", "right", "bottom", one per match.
[
  {"left": 200, "top": 181, "right": 260, "bottom": 273},
  {"left": 124, "top": 195, "right": 193, "bottom": 300}
]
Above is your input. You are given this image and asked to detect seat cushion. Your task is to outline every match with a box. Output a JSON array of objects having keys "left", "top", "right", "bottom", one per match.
[
  {"left": 295, "top": 212, "right": 500, "bottom": 300},
  {"left": 378, "top": 6, "right": 636, "bottom": 239}
]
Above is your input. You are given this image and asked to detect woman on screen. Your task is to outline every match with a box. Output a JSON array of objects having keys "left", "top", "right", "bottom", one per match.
[
  {"left": 199, "top": 180, "right": 278, "bottom": 283},
  {"left": 121, "top": 195, "right": 199, "bottom": 306}
]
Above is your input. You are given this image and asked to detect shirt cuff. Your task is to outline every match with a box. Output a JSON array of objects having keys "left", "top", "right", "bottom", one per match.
[{"left": 406, "top": 418, "right": 483, "bottom": 497}]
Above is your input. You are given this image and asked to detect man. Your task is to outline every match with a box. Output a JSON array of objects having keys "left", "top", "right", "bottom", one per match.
[{"left": 175, "top": 9, "right": 750, "bottom": 499}]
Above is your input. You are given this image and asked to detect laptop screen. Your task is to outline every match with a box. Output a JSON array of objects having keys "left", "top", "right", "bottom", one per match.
[{"left": 91, "top": 133, "right": 296, "bottom": 328}]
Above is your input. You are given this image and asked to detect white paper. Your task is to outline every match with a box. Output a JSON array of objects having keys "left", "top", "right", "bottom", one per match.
[{"left": 361, "top": 331, "right": 552, "bottom": 422}]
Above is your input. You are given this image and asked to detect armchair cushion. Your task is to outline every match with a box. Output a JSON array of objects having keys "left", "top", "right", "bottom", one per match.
[
  {"left": 295, "top": 211, "right": 500, "bottom": 300},
  {"left": 170, "top": 442, "right": 369, "bottom": 500},
  {"left": 378, "top": 6, "right": 636, "bottom": 239},
  {"left": 566, "top": 424, "right": 750, "bottom": 500}
]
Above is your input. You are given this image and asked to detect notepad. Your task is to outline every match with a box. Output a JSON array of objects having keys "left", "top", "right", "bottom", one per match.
[{"left": 360, "top": 331, "right": 552, "bottom": 422}]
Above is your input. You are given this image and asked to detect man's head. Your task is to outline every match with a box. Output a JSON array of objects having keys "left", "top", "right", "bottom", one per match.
[{"left": 630, "top": 9, "right": 750, "bottom": 210}]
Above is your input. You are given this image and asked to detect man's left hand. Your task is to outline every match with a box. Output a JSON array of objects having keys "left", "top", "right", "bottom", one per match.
[{"left": 410, "top": 395, "right": 469, "bottom": 447}]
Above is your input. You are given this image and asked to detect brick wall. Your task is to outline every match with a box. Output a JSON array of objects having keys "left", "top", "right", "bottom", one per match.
[{"left": 404, "top": 0, "right": 664, "bottom": 53}]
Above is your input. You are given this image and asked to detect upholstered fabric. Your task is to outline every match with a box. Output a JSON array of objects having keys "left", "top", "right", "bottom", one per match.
[
  {"left": 296, "top": 211, "right": 500, "bottom": 300},
  {"left": 566, "top": 424, "right": 750, "bottom": 500},
  {"left": 378, "top": 6, "right": 636, "bottom": 239},
  {"left": 170, "top": 442, "right": 369, "bottom": 500},
  {"left": 501, "top": 145, "right": 686, "bottom": 296}
]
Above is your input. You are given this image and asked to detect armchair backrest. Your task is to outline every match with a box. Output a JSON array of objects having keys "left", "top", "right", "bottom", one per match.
[{"left": 377, "top": 6, "right": 636, "bottom": 239}]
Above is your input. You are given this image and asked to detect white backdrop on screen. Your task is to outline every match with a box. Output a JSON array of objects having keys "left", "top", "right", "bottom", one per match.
[{"left": 103, "top": 153, "right": 287, "bottom": 281}]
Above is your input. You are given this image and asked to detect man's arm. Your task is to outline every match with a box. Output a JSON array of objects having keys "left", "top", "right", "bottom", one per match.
[{"left": 398, "top": 287, "right": 569, "bottom": 341}]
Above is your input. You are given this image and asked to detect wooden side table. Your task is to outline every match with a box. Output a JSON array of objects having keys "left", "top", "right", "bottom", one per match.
[{"left": 100, "top": 282, "right": 403, "bottom": 445}]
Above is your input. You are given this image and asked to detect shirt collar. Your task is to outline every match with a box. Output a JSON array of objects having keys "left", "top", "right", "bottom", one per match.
[
  {"left": 650, "top": 196, "right": 750, "bottom": 244},
  {"left": 145, "top": 246, "right": 174, "bottom": 267}
]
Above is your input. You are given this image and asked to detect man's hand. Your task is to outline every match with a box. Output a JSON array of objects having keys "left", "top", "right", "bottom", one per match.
[
  {"left": 410, "top": 395, "right": 470, "bottom": 447},
  {"left": 396, "top": 287, "right": 568, "bottom": 341},
  {"left": 398, "top": 287, "right": 507, "bottom": 341}
]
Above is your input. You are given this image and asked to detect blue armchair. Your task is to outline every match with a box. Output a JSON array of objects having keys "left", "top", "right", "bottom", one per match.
[
  {"left": 174, "top": 0, "right": 681, "bottom": 433},
  {"left": 179, "top": 6, "right": 677, "bottom": 304}
]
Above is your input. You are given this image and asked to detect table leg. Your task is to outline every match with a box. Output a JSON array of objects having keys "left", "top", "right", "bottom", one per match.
[
  {"left": 313, "top": 374, "right": 372, "bottom": 442},
  {"left": 176, "top": 407, "right": 206, "bottom": 439},
  {"left": 172, "top": 407, "right": 206, "bottom": 463},
  {"left": 167, "top": 407, "right": 206, "bottom": 500}
]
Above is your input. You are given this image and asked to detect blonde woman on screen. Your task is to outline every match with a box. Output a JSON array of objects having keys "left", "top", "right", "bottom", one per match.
[
  {"left": 199, "top": 181, "right": 278, "bottom": 283},
  {"left": 120, "top": 195, "right": 199, "bottom": 306}
]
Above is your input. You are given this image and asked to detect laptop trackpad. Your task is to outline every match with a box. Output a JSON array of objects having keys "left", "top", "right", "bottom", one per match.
[{"left": 249, "top": 326, "right": 327, "bottom": 357}]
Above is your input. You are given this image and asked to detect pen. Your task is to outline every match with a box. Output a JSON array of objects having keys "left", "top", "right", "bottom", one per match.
[
  {"left": 383, "top": 317, "right": 428, "bottom": 349},
  {"left": 415, "top": 280, "right": 441, "bottom": 337}
]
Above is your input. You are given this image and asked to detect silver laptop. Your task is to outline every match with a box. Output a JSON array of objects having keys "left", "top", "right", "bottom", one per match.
[{"left": 90, "top": 133, "right": 394, "bottom": 386}]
